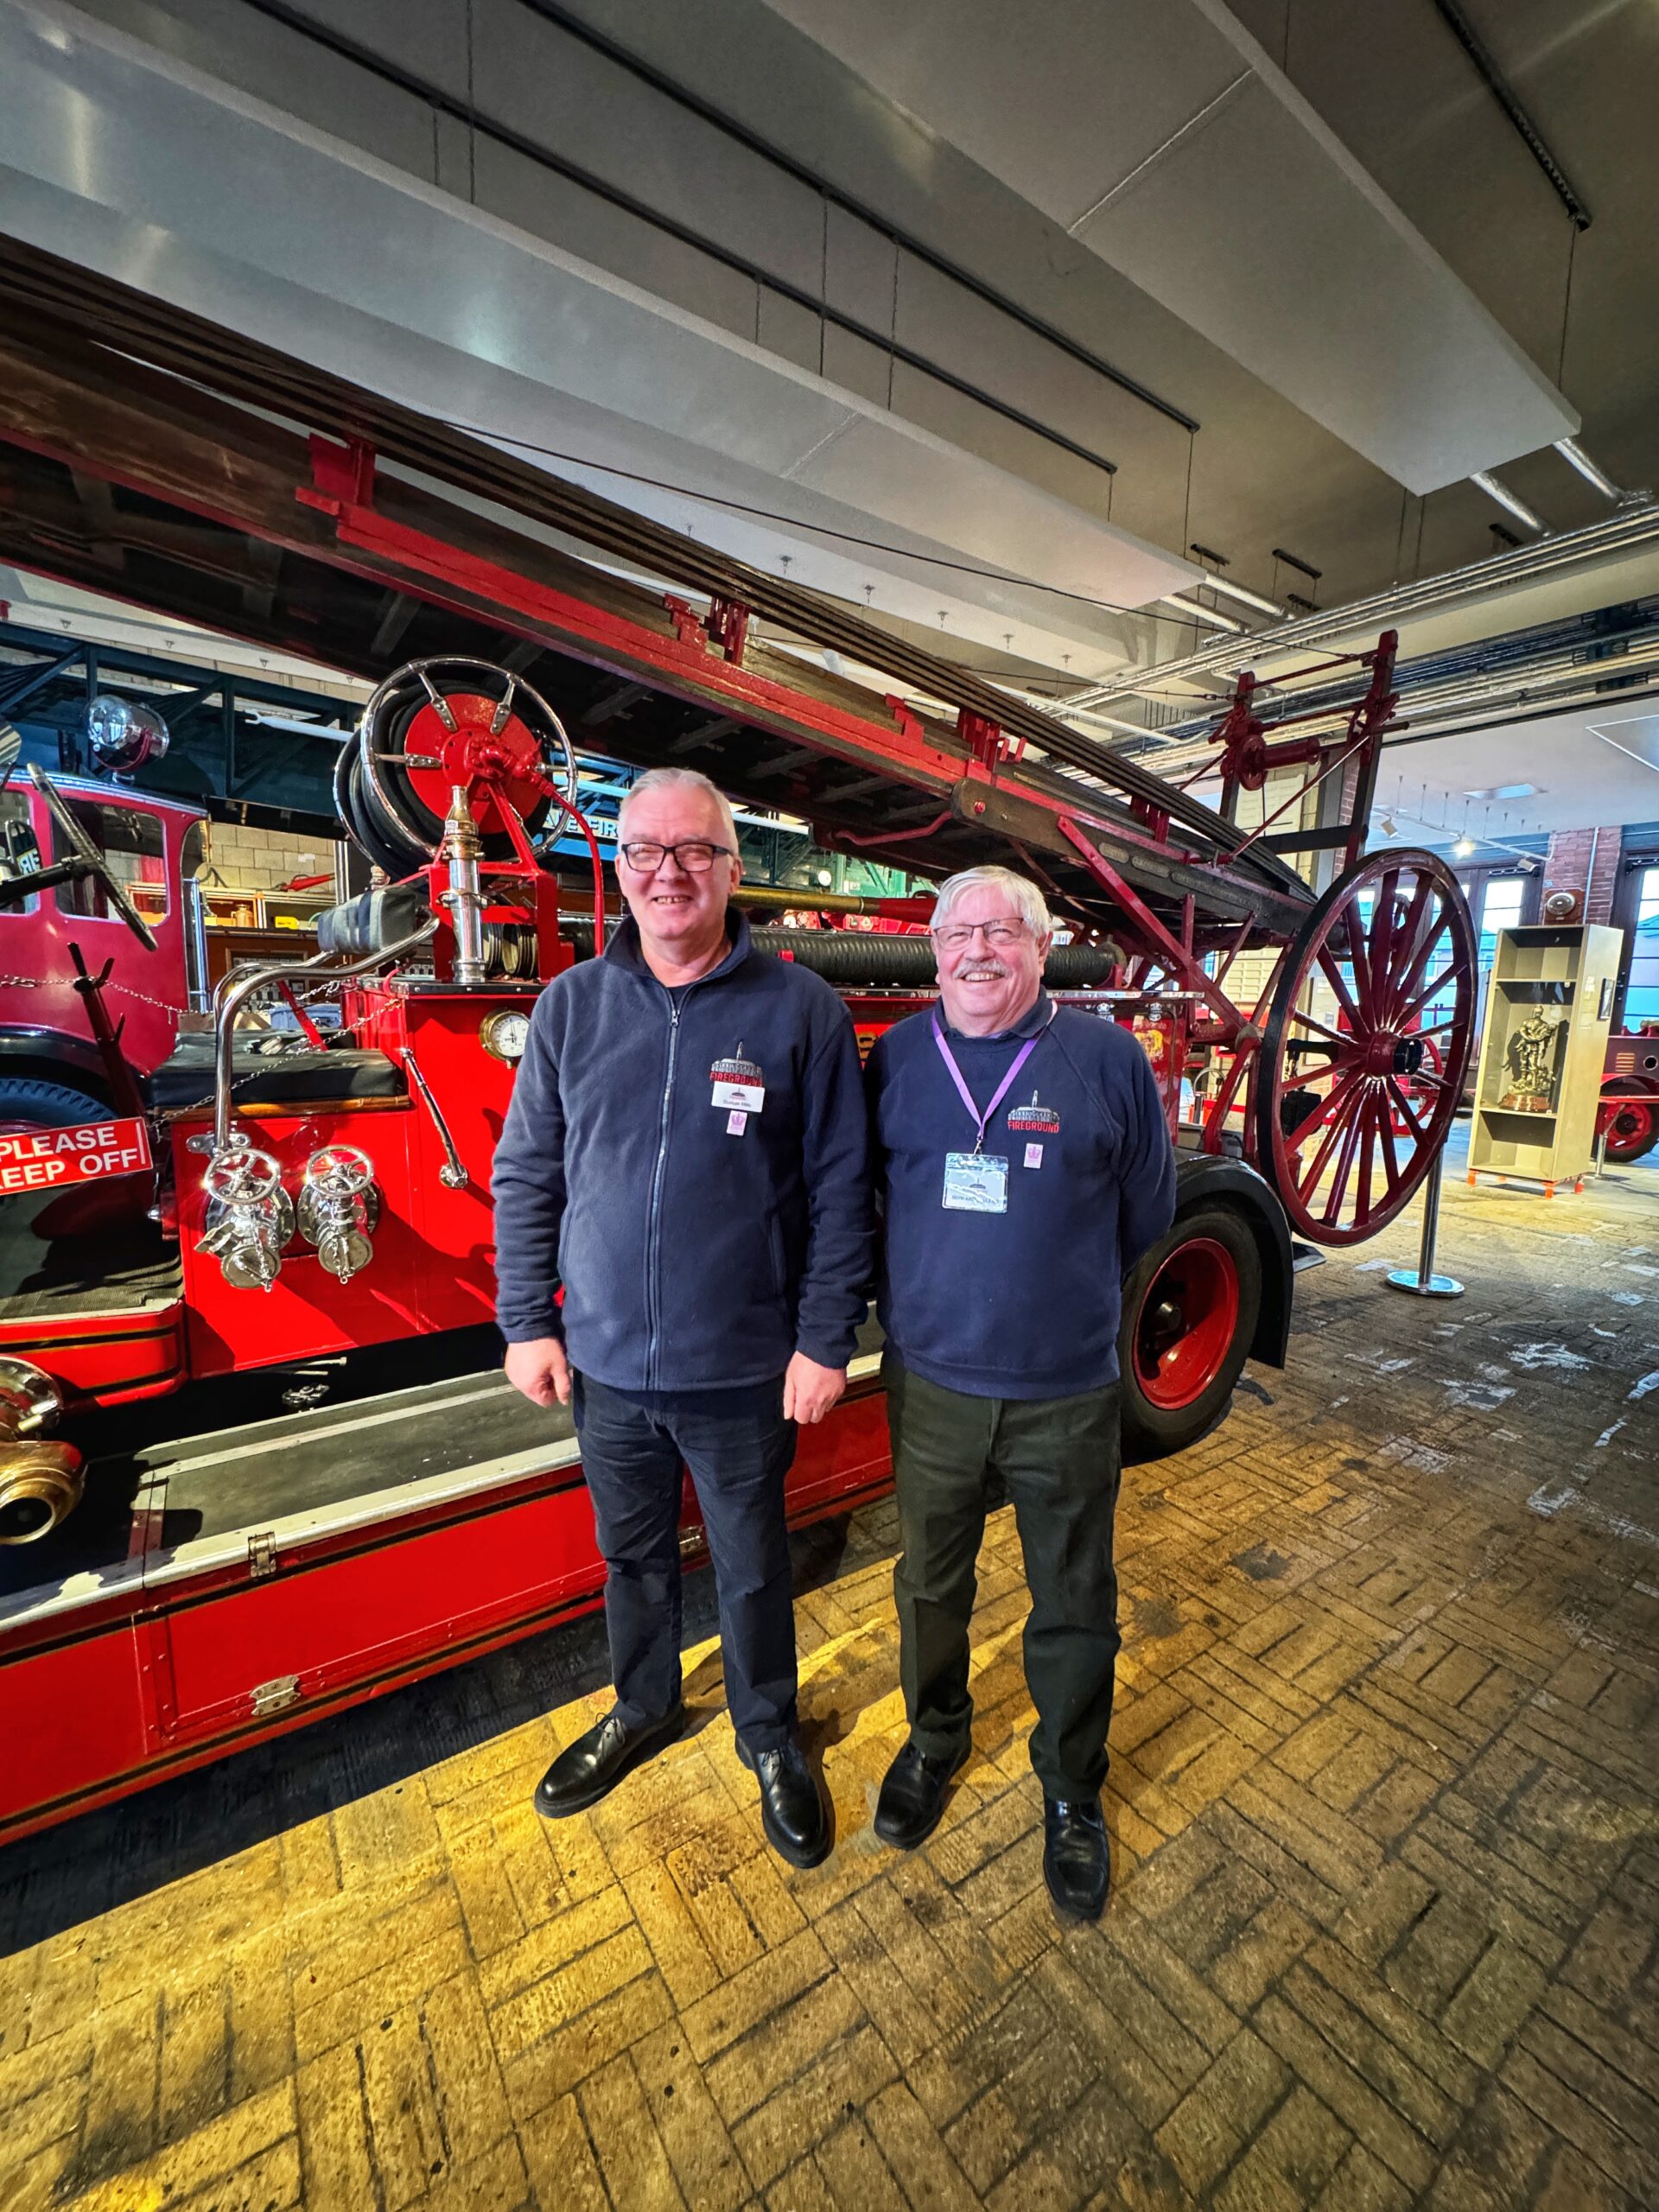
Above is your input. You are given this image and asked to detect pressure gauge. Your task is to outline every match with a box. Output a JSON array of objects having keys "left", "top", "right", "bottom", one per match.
[{"left": 480, "top": 1008, "right": 531, "bottom": 1063}]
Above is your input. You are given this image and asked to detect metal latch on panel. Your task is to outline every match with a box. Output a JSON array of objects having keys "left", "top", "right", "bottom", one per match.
[
  {"left": 251, "top": 1675, "right": 300, "bottom": 1717},
  {"left": 248, "top": 1530, "right": 278, "bottom": 1579}
]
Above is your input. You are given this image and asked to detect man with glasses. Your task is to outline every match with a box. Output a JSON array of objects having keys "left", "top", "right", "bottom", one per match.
[
  {"left": 867, "top": 864, "right": 1174, "bottom": 1918},
  {"left": 493, "top": 767, "right": 870, "bottom": 1867}
]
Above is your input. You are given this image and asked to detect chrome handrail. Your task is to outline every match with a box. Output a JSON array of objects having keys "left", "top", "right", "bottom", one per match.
[{"left": 211, "top": 919, "right": 439, "bottom": 1152}]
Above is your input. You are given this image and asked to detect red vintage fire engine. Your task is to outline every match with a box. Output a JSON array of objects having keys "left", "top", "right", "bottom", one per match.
[
  {"left": 1598, "top": 1027, "right": 1659, "bottom": 1163},
  {"left": 0, "top": 240, "right": 1483, "bottom": 1843},
  {"left": 0, "top": 757, "right": 206, "bottom": 1123}
]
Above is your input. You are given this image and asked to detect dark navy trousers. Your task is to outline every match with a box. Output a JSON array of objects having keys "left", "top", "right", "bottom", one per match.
[{"left": 571, "top": 1372, "right": 798, "bottom": 1752}]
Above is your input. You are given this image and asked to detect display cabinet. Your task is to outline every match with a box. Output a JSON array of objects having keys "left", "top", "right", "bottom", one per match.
[{"left": 1468, "top": 923, "right": 1623, "bottom": 1195}]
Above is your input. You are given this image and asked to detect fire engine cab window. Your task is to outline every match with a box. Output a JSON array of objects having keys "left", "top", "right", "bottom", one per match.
[
  {"left": 0, "top": 791, "right": 42, "bottom": 912},
  {"left": 53, "top": 800, "right": 168, "bottom": 923}
]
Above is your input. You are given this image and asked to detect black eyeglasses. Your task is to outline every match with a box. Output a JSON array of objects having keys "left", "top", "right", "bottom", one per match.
[{"left": 617, "top": 839, "right": 735, "bottom": 874}]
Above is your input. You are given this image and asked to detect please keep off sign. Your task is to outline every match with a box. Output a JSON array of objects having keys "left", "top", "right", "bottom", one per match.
[{"left": 0, "top": 1118, "right": 152, "bottom": 1194}]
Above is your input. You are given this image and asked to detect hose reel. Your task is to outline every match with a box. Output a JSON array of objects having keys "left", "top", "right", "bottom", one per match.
[{"left": 336, "top": 659, "right": 581, "bottom": 879}]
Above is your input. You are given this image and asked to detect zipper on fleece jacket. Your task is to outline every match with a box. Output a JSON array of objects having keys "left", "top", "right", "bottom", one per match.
[{"left": 643, "top": 992, "right": 682, "bottom": 1390}]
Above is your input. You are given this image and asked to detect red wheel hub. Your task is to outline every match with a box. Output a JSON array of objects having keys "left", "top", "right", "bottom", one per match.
[
  {"left": 403, "top": 695, "right": 550, "bottom": 837},
  {"left": 1602, "top": 1094, "right": 1658, "bottom": 1161},
  {"left": 1133, "top": 1236, "right": 1241, "bottom": 1410}
]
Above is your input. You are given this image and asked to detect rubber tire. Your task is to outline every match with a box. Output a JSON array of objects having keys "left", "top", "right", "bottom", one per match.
[
  {"left": 1119, "top": 1205, "right": 1262, "bottom": 1464},
  {"left": 1602, "top": 1090, "right": 1659, "bottom": 1165},
  {"left": 340, "top": 742, "right": 427, "bottom": 880},
  {"left": 0, "top": 1077, "right": 106, "bottom": 1129}
]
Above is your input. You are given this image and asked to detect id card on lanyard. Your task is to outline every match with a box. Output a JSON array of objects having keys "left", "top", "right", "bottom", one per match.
[{"left": 932, "top": 1007, "right": 1054, "bottom": 1215}]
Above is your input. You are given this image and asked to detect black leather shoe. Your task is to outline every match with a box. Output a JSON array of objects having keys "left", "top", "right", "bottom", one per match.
[
  {"left": 738, "top": 1737, "right": 830, "bottom": 1869},
  {"left": 1043, "top": 1796, "right": 1110, "bottom": 1922},
  {"left": 534, "top": 1705, "right": 684, "bottom": 1818},
  {"left": 874, "top": 1740, "right": 969, "bottom": 1851}
]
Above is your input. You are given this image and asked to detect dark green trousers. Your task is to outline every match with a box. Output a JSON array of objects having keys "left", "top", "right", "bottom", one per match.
[{"left": 885, "top": 1352, "right": 1122, "bottom": 1802}]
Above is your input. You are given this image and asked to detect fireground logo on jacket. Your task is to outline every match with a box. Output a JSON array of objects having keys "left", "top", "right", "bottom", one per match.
[{"left": 1006, "top": 1091, "right": 1060, "bottom": 1135}]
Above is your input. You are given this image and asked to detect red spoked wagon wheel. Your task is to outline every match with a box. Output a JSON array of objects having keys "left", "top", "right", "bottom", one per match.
[{"left": 1255, "top": 849, "right": 1476, "bottom": 1245}]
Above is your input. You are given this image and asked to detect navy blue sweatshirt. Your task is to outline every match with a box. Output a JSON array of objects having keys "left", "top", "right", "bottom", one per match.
[
  {"left": 868, "top": 992, "right": 1176, "bottom": 1398},
  {"left": 493, "top": 912, "right": 872, "bottom": 1390}
]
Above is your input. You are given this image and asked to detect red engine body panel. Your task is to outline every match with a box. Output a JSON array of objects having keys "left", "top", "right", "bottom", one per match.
[
  {"left": 1605, "top": 1029, "right": 1659, "bottom": 1086},
  {"left": 170, "top": 990, "right": 521, "bottom": 1376},
  {"left": 0, "top": 1382, "right": 893, "bottom": 1844}
]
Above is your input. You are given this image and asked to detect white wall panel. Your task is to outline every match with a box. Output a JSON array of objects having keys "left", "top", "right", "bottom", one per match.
[
  {"left": 759, "top": 0, "right": 1580, "bottom": 490},
  {"left": 0, "top": 0, "right": 1200, "bottom": 677}
]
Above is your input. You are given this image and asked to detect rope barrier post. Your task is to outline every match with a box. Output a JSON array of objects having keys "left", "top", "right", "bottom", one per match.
[{"left": 1384, "top": 1144, "right": 1463, "bottom": 1300}]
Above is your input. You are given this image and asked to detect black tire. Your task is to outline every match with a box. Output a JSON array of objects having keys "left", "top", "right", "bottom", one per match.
[
  {"left": 340, "top": 743, "right": 426, "bottom": 880},
  {"left": 1119, "top": 1205, "right": 1262, "bottom": 1462},
  {"left": 0, "top": 1077, "right": 107, "bottom": 1128}
]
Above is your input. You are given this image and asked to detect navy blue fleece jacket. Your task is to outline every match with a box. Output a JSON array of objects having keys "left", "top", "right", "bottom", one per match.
[
  {"left": 492, "top": 912, "right": 872, "bottom": 1390},
  {"left": 868, "top": 992, "right": 1176, "bottom": 1398}
]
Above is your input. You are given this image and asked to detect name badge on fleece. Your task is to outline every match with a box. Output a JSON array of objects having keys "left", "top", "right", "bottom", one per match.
[
  {"left": 710, "top": 1051, "right": 765, "bottom": 1115},
  {"left": 943, "top": 1152, "right": 1008, "bottom": 1214}
]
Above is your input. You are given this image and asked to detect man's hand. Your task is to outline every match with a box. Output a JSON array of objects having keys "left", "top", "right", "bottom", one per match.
[
  {"left": 784, "top": 1351, "right": 846, "bottom": 1426},
  {"left": 505, "top": 1336, "right": 572, "bottom": 1408}
]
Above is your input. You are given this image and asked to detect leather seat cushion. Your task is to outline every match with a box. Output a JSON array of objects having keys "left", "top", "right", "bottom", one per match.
[{"left": 148, "top": 1034, "right": 405, "bottom": 1115}]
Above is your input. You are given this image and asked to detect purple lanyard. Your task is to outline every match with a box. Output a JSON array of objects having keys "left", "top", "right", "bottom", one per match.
[{"left": 931, "top": 1007, "right": 1054, "bottom": 1154}]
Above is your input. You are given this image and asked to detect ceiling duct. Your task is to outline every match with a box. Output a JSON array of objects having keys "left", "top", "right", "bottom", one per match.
[{"left": 1069, "top": 499, "right": 1659, "bottom": 710}]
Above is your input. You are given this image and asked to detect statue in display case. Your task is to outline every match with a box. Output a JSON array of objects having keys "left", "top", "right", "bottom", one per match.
[{"left": 1499, "top": 1007, "right": 1563, "bottom": 1114}]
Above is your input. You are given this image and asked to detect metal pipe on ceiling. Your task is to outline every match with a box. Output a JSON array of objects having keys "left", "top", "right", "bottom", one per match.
[
  {"left": 1153, "top": 599, "right": 1659, "bottom": 747},
  {"left": 1469, "top": 470, "right": 1547, "bottom": 534},
  {"left": 1065, "top": 499, "right": 1659, "bottom": 709},
  {"left": 1555, "top": 439, "right": 1625, "bottom": 502},
  {"left": 1142, "top": 644, "right": 1659, "bottom": 778}
]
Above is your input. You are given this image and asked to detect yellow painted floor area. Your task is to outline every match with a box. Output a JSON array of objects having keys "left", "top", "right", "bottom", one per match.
[{"left": 3, "top": 1141, "right": 1658, "bottom": 2209}]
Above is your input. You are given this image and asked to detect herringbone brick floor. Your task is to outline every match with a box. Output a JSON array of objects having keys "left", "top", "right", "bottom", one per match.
[{"left": 3, "top": 1143, "right": 1657, "bottom": 2210}]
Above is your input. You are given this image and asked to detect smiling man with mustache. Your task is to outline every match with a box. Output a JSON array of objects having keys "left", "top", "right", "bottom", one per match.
[{"left": 866, "top": 865, "right": 1175, "bottom": 1919}]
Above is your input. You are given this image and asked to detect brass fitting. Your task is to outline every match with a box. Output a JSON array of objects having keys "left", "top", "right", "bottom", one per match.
[{"left": 0, "top": 1360, "right": 84, "bottom": 1543}]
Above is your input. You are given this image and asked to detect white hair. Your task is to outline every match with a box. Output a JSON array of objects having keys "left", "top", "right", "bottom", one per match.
[
  {"left": 617, "top": 766, "right": 738, "bottom": 849},
  {"left": 931, "top": 864, "right": 1052, "bottom": 938}
]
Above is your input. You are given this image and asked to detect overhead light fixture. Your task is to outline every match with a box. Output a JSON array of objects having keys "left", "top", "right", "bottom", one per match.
[
  {"left": 1159, "top": 594, "right": 1246, "bottom": 634},
  {"left": 1055, "top": 704, "right": 1172, "bottom": 742},
  {"left": 1185, "top": 543, "right": 1285, "bottom": 618},
  {"left": 1470, "top": 470, "right": 1546, "bottom": 534},
  {"left": 1202, "top": 573, "right": 1285, "bottom": 618},
  {"left": 1271, "top": 547, "right": 1322, "bottom": 584},
  {"left": 1379, "top": 813, "right": 1399, "bottom": 839},
  {"left": 1453, "top": 836, "right": 1476, "bottom": 857},
  {"left": 1554, "top": 438, "right": 1621, "bottom": 501}
]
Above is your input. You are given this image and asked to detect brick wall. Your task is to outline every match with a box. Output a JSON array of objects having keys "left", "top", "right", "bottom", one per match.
[
  {"left": 194, "top": 823, "right": 335, "bottom": 893},
  {"left": 1542, "top": 825, "right": 1623, "bottom": 925}
]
